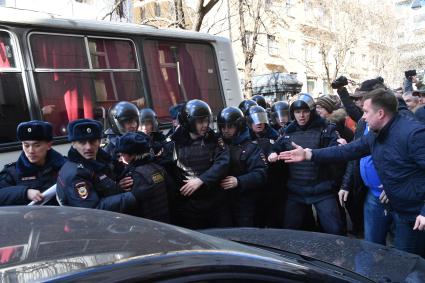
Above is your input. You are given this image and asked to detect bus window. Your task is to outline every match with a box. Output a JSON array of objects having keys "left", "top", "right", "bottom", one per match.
[
  {"left": 143, "top": 40, "right": 223, "bottom": 123},
  {"left": 0, "top": 31, "right": 30, "bottom": 144},
  {"left": 30, "top": 33, "right": 144, "bottom": 137}
]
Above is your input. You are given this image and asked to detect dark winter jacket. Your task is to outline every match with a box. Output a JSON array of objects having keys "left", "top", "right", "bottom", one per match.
[
  {"left": 249, "top": 124, "right": 279, "bottom": 156},
  {"left": 119, "top": 157, "right": 170, "bottom": 222},
  {"left": 337, "top": 87, "right": 363, "bottom": 123},
  {"left": 57, "top": 147, "right": 137, "bottom": 213},
  {"left": 312, "top": 114, "right": 425, "bottom": 219},
  {"left": 225, "top": 128, "right": 267, "bottom": 195},
  {"left": 273, "top": 112, "right": 339, "bottom": 204},
  {"left": 168, "top": 126, "right": 230, "bottom": 213},
  {"left": 0, "top": 149, "right": 66, "bottom": 205}
]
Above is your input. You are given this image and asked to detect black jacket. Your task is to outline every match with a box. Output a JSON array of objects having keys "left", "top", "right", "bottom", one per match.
[
  {"left": 120, "top": 157, "right": 170, "bottom": 222},
  {"left": 167, "top": 126, "right": 230, "bottom": 213},
  {"left": 273, "top": 112, "right": 339, "bottom": 204},
  {"left": 0, "top": 149, "right": 66, "bottom": 205},
  {"left": 57, "top": 147, "right": 137, "bottom": 213}
]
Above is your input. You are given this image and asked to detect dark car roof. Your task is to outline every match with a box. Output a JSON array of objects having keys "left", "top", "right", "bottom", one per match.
[
  {"left": 204, "top": 228, "right": 425, "bottom": 283},
  {"left": 0, "top": 206, "right": 364, "bottom": 282}
]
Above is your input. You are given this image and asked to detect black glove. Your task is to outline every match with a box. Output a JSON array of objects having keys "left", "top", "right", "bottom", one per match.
[{"left": 331, "top": 76, "right": 348, "bottom": 89}]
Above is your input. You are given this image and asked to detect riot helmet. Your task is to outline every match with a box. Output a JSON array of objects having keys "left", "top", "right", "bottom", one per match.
[
  {"left": 247, "top": 105, "right": 269, "bottom": 125},
  {"left": 179, "top": 99, "right": 212, "bottom": 133},
  {"left": 251, "top": 95, "right": 267, "bottom": 109},
  {"left": 139, "top": 108, "right": 159, "bottom": 134},
  {"left": 270, "top": 101, "right": 289, "bottom": 126},
  {"left": 217, "top": 107, "right": 245, "bottom": 135},
  {"left": 108, "top": 101, "right": 139, "bottom": 135},
  {"left": 238, "top": 99, "right": 258, "bottom": 116},
  {"left": 289, "top": 93, "right": 315, "bottom": 120}
]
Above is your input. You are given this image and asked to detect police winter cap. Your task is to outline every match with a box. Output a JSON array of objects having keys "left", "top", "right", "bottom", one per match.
[
  {"left": 67, "top": 119, "right": 103, "bottom": 142},
  {"left": 17, "top": 120, "right": 53, "bottom": 141},
  {"left": 116, "top": 132, "right": 150, "bottom": 154}
]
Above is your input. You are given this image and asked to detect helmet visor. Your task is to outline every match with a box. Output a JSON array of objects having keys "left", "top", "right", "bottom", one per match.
[
  {"left": 250, "top": 112, "right": 268, "bottom": 125},
  {"left": 275, "top": 109, "right": 288, "bottom": 120}
]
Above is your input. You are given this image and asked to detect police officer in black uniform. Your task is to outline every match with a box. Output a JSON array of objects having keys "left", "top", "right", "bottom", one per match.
[
  {"left": 166, "top": 99, "right": 230, "bottom": 229},
  {"left": 238, "top": 99, "right": 258, "bottom": 117},
  {"left": 0, "top": 121, "right": 66, "bottom": 205},
  {"left": 270, "top": 101, "right": 290, "bottom": 134},
  {"left": 116, "top": 132, "right": 170, "bottom": 223},
  {"left": 269, "top": 93, "right": 344, "bottom": 235},
  {"left": 165, "top": 103, "right": 185, "bottom": 138},
  {"left": 246, "top": 105, "right": 282, "bottom": 227},
  {"left": 252, "top": 95, "right": 268, "bottom": 109},
  {"left": 57, "top": 119, "right": 145, "bottom": 214},
  {"left": 217, "top": 107, "right": 267, "bottom": 227},
  {"left": 139, "top": 108, "right": 166, "bottom": 156},
  {"left": 103, "top": 101, "right": 140, "bottom": 158}
]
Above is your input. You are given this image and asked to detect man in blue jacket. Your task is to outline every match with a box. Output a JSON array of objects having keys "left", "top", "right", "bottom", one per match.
[
  {"left": 57, "top": 119, "right": 144, "bottom": 214},
  {"left": 0, "top": 121, "right": 66, "bottom": 205},
  {"left": 279, "top": 88, "right": 425, "bottom": 257}
]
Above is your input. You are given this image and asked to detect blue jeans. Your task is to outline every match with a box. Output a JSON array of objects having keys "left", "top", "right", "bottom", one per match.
[
  {"left": 364, "top": 191, "right": 393, "bottom": 245},
  {"left": 393, "top": 212, "right": 425, "bottom": 257}
]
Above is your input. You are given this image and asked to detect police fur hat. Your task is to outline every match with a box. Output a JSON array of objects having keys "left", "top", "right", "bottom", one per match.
[
  {"left": 17, "top": 120, "right": 53, "bottom": 141},
  {"left": 116, "top": 132, "right": 150, "bottom": 155},
  {"left": 316, "top": 96, "right": 336, "bottom": 114},
  {"left": 67, "top": 119, "right": 103, "bottom": 142}
]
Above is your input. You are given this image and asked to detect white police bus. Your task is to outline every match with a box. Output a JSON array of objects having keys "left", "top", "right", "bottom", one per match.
[{"left": 0, "top": 7, "right": 243, "bottom": 168}]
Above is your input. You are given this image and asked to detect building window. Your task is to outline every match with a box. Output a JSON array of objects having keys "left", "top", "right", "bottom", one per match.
[
  {"left": 288, "top": 39, "right": 295, "bottom": 58},
  {"left": 265, "top": 0, "right": 272, "bottom": 10},
  {"left": 307, "top": 79, "right": 315, "bottom": 94},
  {"left": 267, "top": 35, "right": 278, "bottom": 56},
  {"left": 286, "top": 0, "right": 294, "bottom": 17},
  {"left": 155, "top": 2, "right": 161, "bottom": 17},
  {"left": 349, "top": 51, "right": 355, "bottom": 66},
  {"left": 304, "top": 44, "right": 315, "bottom": 62}
]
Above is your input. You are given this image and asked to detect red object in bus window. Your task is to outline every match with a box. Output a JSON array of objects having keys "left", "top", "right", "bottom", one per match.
[
  {"left": 89, "top": 38, "right": 137, "bottom": 69},
  {"left": 0, "top": 42, "right": 11, "bottom": 68},
  {"left": 143, "top": 40, "right": 223, "bottom": 122}
]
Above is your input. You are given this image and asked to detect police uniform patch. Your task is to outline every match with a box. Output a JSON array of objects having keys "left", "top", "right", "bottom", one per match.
[
  {"left": 151, "top": 172, "right": 164, "bottom": 184},
  {"left": 75, "top": 182, "right": 88, "bottom": 199}
]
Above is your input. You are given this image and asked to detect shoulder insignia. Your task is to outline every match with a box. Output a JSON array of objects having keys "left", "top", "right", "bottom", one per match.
[
  {"left": 270, "top": 139, "right": 275, "bottom": 144},
  {"left": 77, "top": 164, "right": 84, "bottom": 169},
  {"left": 75, "top": 182, "right": 89, "bottom": 199},
  {"left": 5, "top": 162, "right": 16, "bottom": 168},
  {"left": 151, "top": 172, "right": 165, "bottom": 184},
  {"left": 260, "top": 152, "right": 267, "bottom": 164},
  {"left": 217, "top": 137, "right": 225, "bottom": 149},
  {"left": 21, "top": 176, "right": 37, "bottom": 181},
  {"left": 251, "top": 140, "right": 258, "bottom": 144}
]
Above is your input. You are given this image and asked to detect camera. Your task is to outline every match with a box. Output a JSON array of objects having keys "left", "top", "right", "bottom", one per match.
[
  {"left": 331, "top": 76, "right": 348, "bottom": 89},
  {"left": 405, "top": 69, "right": 416, "bottom": 79}
]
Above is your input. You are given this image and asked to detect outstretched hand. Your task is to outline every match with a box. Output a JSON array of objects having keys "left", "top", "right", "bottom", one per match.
[{"left": 278, "top": 142, "right": 309, "bottom": 163}]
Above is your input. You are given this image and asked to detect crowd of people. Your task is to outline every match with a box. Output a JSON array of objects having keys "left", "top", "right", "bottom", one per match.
[{"left": 0, "top": 74, "right": 424, "bottom": 258}]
